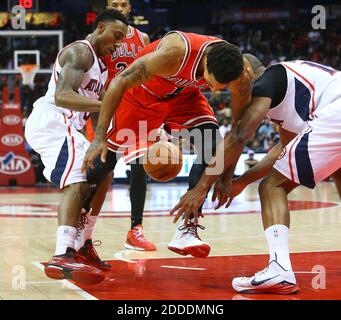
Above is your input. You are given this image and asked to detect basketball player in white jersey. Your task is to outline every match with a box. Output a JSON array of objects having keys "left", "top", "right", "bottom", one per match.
[
  {"left": 171, "top": 56, "right": 341, "bottom": 293},
  {"left": 25, "top": 9, "right": 128, "bottom": 284}
]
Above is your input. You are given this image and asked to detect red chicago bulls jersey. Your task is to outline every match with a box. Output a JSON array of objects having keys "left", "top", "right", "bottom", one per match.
[
  {"left": 104, "top": 26, "right": 146, "bottom": 82},
  {"left": 134, "top": 31, "right": 224, "bottom": 99}
]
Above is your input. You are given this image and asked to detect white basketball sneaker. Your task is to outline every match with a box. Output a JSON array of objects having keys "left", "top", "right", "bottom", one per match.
[
  {"left": 168, "top": 222, "right": 211, "bottom": 258},
  {"left": 232, "top": 260, "right": 299, "bottom": 294}
]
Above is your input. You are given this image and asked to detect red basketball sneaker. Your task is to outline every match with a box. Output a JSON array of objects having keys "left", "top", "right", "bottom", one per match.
[
  {"left": 125, "top": 225, "right": 157, "bottom": 251},
  {"left": 168, "top": 222, "right": 211, "bottom": 258},
  {"left": 44, "top": 247, "right": 105, "bottom": 285},
  {"left": 76, "top": 239, "right": 111, "bottom": 271}
]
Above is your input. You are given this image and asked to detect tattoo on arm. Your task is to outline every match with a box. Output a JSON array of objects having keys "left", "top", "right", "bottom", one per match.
[
  {"left": 118, "top": 61, "right": 150, "bottom": 83},
  {"left": 95, "top": 125, "right": 107, "bottom": 138},
  {"left": 90, "top": 112, "right": 99, "bottom": 129},
  {"left": 56, "top": 44, "right": 93, "bottom": 93}
]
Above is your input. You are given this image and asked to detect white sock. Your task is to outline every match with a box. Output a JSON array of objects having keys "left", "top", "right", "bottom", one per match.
[
  {"left": 55, "top": 226, "right": 77, "bottom": 255},
  {"left": 264, "top": 224, "right": 292, "bottom": 271},
  {"left": 83, "top": 215, "right": 98, "bottom": 241}
]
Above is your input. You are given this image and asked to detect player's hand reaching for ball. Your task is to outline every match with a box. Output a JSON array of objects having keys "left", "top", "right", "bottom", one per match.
[
  {"left": 212, "top": 175, "right": 232, "bottom": 209},
  {"left": 224, "top": 177, "right": 247, "bottom": 209},
  {"left": 82, "top": 136, "right": 108, "bottom": 172},
  {"left": 170, "top": 187, "right": 206, "bottom": 225}
]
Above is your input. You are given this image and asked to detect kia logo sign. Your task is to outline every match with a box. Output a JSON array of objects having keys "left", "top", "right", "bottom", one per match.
[
  {"left": 3, "top": 115, "right": 21, "bottom": 125},
  {"left": 0, "top": 155, "right": 31, "bottom": 175},
  {"left": 1, "top": 134, "right": 24, "bottom": 146}
]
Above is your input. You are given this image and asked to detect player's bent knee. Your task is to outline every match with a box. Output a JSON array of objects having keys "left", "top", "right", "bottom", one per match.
[
  {"left": 258, "top": 176, "right": 274, "bottom": 195},
  {"left": 87, "top": 151, "right": 118, "bottom": 185},
  {"left": 64, "top": 182, "right": 91, "bottom": 200},
  {"left": 87, "top": 165, "right": 111, "bottom": 185}
]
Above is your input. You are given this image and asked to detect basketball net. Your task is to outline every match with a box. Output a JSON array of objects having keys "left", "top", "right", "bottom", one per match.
[{"left": 18, "top": 64, "right": 39, "bottom": 89}]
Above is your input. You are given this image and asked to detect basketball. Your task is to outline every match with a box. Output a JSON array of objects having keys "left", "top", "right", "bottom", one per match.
[{"left": 143, "top": 141, "right": 183, "bottom": 182}]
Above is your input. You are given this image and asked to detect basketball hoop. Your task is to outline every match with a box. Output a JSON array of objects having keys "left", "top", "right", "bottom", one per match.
[{"left": 18, "top": 64, "right": 39, "bottom": 89}]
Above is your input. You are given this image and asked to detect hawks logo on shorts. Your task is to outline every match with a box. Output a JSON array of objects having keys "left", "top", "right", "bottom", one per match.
[
  {"left": 271, "top": 61, "right": 341, "bottom": 189},
  {"left": 278, "top": 147, "right": 287, "bottom": 160}
]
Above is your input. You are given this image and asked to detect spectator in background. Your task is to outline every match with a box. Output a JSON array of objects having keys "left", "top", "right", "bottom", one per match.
[
  {"left": 219, "top": 117, "right": 231, "bottom": 138},
  {"left": 244, "top": 150, "right": 259, "bottom": 170},
  {"left": 247, "top": 135, "right": 263, "bottom": 153},
  {"left": 268, "top": 130, "right": 280, "bottom": 149},
  {"left": 258, "top": 132, "right": 270, "bottom": 152},
  {"left": 257, "top": 118, "right": 274, "bottom": 140}
]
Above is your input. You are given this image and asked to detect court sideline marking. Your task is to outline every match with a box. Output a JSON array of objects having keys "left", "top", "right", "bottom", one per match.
[{"left": 31, "top": 261, "right": 98, "bottom": 300}]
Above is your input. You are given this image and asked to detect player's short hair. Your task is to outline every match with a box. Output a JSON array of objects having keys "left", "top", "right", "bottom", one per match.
[
  {"left": 107, "top": 0, "right": 131, "bottom": 4},
  {"left": 243, "top": 53, "right": 264, "bottom": 71},
  {"left": 93, "top": 8, "right": 129, "bottom": 30},
  {"left": 207, "top": 42, "right": 244, "bottom": 84}
]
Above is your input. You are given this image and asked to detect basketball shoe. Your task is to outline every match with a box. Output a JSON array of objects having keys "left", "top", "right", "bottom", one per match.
[
  {"left": 76, "top": 239, "right": 111, "bottom": 271},
  {"left": 232, "top": 260, "right": 299, "bottom": 294},
  {"left": 125, "top": 225, "right": 157, "bottom": 251},
  {"left": 74, "top": 209, "right": 89, "bottom": 251},
  {"left": 168, "top": 222, "right": 211, "bottom": 258},
  {"left": 44, "top": 247, "right": 105, "bottom": 285}
]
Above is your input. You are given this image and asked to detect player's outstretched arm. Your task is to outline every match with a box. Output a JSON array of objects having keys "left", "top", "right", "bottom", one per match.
[
  {"left": 224, "top": 128, "right": 297, "bottom": 208},
  {"left": 199, "top": 96, "right": 272, "bottom": 192},
  {"left": 236, "top": 128, "right": 296, "bottom": 188},
  {"left": 211, "top": 165, "right": 236, "bottom": 209},
  {"left": 170, "top": 96, "right": 271, "bottom": 222},
  {"left": 55, "top": 43, "right": 101, "bottom": 112}
]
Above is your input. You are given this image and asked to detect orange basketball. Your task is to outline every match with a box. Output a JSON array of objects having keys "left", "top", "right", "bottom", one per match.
[{"left": 143, "top": 141, "right": 183, "bottom": 182}]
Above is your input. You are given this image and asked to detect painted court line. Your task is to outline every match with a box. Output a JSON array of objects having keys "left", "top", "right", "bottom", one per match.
[
  {"left": 160, "top": 265, "right": 207, "bottom": 271},
  {"left": 113, "top": 250, "right": 140, "bottom": 263},
  {"left": 25, "top": 280, "right": 61, "bottom": 285},
  {"left": 31, "top": 261, "right": 98, "bottom": 300},
  {"left": 113, "top": 249, "right": 341, "bottom": 261}
]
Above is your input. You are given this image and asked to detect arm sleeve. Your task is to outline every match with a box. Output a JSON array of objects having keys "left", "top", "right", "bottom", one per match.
[{"left": 252, "top": 64, "right": 287, "bottom": 107}]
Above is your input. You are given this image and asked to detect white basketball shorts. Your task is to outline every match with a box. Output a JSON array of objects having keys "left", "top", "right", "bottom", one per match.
[
  {"left": 274, "top": 95, "right": 341, "bottom": 188},
  {"left": 25, "top": 103, "right": 90, "bottom": 189}
]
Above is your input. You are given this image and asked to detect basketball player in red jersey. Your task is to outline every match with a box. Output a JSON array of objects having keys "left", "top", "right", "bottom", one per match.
[
  {"left": 82, "top": 31, "right": 244, "bottom": 258},
  {"left": 81, "top": 0, "right": 156, "bottom": 253},
  {"left": 105, "top": 0, "right": 156, "bottom": 251},
  {"left": 106, "top": 1, "right": 150, "bottom": 77}
]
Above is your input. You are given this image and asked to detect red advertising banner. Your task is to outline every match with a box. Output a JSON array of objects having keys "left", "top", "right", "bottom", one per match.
[
  {"left": 213, "top": 8, "right": 293, "bottom": 24},
  {"left": 0, "top": 92, "right": 35, "bottom": 186}
]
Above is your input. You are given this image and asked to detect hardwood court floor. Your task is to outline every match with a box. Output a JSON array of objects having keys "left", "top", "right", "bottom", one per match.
[{"left": 0, "top": 181, "right": 340, "bottom": 300}]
